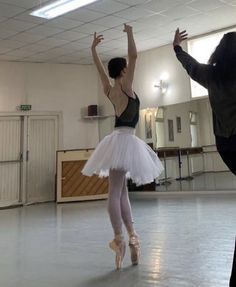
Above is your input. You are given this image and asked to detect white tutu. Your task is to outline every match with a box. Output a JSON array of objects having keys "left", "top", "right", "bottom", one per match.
[{"left": 82, "top": 127, "right": 164, "bottom": 186}]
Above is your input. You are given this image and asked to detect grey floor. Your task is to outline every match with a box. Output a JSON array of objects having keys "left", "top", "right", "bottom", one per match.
[
  {"left": 0, "top": 193, "right": 236, "bottom": 287},
  {"left": 156, "top": 171, "right": 236, "bottom": 192}
]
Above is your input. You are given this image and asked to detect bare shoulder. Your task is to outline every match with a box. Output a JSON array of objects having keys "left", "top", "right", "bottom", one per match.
[
  {"left": 107, "top": 86, "right": 119, "bottom": 102},
  {"left": 108, "top": 86, "right": 129, "bottom": 115},
  {"left": 120, "top": 81, "right": 135, "bottom": 99}
]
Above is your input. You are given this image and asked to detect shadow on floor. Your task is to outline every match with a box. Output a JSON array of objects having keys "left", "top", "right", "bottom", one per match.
[{"left": 80, "top": 266, "right": 141, "bottom": 287}]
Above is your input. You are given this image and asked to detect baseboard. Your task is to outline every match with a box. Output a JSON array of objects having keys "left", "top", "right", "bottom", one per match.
[
  {"left": 130, "top": 190, "right": 236, "bottom": 196},
  {"left": 0, "top": 203, "right": 23, "bottom": 210}
]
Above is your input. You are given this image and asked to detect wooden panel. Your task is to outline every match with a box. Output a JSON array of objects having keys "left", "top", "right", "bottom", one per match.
[{"left": 61, "top": 160, "right": 108, "bottom": 198}]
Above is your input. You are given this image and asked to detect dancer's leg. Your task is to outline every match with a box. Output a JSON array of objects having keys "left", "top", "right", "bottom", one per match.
[
  {"left": 120, "top": 177, "right": 140, "bottom": 265},
  {"left": 120, "top": 177, "right": 136, "bottom": 235},
  {"left": 108, "top": 169, "right": 126, "bottom": 236},
  {"left": 108, "top": 169, "right": 126, "bottom": 269}
]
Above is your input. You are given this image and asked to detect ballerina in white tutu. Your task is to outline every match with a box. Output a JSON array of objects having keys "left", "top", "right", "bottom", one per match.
[{"left": 82, "top": 24, "right": 163, "bottom": 269}]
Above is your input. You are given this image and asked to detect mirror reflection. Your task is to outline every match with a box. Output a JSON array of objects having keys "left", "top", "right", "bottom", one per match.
[{"left": 98, "top": 97, "right": 235, "bottom": 191}]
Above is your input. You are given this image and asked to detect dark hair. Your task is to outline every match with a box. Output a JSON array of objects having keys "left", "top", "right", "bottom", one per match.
[
  {"left": 208, "top": 32, "right": 236, "bottom": 80},
  {"left": 108, "top": 57, "right": 127, "bottom": 79}
]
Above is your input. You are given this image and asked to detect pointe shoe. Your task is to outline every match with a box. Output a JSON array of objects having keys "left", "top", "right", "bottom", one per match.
[
  {"left": 109, "top": 237, "right": 126, "bottom": 270},
  {"left": 129, "top": 235, "right": 140, "bottom": 265}
]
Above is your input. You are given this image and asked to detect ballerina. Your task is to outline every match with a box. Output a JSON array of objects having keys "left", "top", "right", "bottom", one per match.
[{"left": 82, "top": 24, "right": 164, "bottom": 269}]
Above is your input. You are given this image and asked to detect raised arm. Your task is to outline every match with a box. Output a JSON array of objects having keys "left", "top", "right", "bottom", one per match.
[
  {"left": 91, "top": 32, "right": 111, "bottom": 95},
  {"left": 122, "top": 24, "right": 137, "bottom": 92},
  {"left": 173, "top": 28, "right": 210, "bottom": 89}
]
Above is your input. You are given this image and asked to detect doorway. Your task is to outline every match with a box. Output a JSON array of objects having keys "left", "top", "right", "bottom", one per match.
[{"left": 0, "top": 114, "right": 60, "bottom": 207}]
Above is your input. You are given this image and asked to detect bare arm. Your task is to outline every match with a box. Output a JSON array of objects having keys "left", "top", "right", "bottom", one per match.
[
  {"left": 91, "top": 32, "right": 111, "bottom": 95},
  {"left": 122, "top": 24, "right": 137, "bottom": 93}
]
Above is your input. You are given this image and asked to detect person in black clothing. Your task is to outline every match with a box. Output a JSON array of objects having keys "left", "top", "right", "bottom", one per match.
[{"left": 173, "top": 28, "right": 236, "bottom": 287}]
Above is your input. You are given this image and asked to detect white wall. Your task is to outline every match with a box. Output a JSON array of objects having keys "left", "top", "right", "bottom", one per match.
[
  {"left": 0, "top": 61, "right": 99, "bottom": 149},
  {"left": 134, "top": 42, "right": 192, "bottom": 108}
]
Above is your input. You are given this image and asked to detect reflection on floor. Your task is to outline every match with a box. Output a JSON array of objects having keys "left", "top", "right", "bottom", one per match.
[
  {"left": 0, "top": 193, "right": 235, "bottom": 287},
  {"left": 156, "top": 171, "right": 236, "bottom": 192}
]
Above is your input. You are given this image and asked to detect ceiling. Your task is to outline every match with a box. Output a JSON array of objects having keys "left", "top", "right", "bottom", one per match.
[{"left": 0, "top": 0, "right": 235, "bottom": 64}]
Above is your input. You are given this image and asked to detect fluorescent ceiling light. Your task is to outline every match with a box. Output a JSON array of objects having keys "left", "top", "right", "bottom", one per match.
[{"left": 30, "top": 0, "right": 99, "bottom": 19}]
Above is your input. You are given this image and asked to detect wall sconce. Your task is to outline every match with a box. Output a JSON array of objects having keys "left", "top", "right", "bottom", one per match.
[{"left": 154, "top": 80, "right": 169, "bottom": 94}]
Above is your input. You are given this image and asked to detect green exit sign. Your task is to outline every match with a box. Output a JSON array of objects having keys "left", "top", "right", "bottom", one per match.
[{"left": 20, "top": 105, "right": 32, "bottom": 111}]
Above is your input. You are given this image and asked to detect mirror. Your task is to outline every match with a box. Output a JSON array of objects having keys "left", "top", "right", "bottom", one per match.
[
  {"left": 98, "top": 97, "right": 236, "bottom": 191},
  {"left": 136, "top": 98, "right": 214, "bottom": 149}
]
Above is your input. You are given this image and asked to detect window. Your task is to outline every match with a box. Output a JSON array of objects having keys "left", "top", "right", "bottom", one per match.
[
  {"left": 189, "top": 112, "right": 198, "bottom": 147},
  {"left": 155, "top": 108, "right": 165, "bottom": 148},
  {"left": 187, "top": 27, "right": 235, "bottom": 98},
  {"left": 155, "top": 107, "right": 164, "bottom": 122},
  {"left": 190, "top": 111, "right": 197, "bottom": 125}
]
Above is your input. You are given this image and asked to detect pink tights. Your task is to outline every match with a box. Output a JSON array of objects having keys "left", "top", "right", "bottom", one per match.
[{"left": 108, "top": 169, "right": 136, "bottom": 237}]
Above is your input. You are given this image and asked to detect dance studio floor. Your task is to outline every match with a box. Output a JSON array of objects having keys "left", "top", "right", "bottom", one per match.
[{"left": 0, "top": 192, "right": 235, "bottom": 287}]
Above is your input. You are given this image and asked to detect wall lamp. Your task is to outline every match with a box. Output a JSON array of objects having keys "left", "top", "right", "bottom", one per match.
[{"left": 154, "top": 80, "right": 169, "bottom": 94}]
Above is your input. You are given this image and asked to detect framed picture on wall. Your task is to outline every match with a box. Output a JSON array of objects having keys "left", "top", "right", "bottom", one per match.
[
  {"left": 176, "top": 116, "right": 181, "bottom": 133},
  {"left": 168, "top": 119, "right": 174, "bottom": 141},
  {"left": 145, "top": 112, "right": 152, "bottom": 139}
]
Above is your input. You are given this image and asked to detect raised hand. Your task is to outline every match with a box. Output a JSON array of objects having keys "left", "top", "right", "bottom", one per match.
[
  {"left": 173, "top": 28, "right": 188, "bottom": 46},
  {"left": 123, "top": 23, "right": 133, "bottom": 34},
  {"left": 91, "top": 32, "right": 104, "bottom": 49}
]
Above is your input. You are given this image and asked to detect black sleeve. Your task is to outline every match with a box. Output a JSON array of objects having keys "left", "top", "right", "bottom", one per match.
[{"left": 174, "top": 45, "right": 210, "bottom": 89}]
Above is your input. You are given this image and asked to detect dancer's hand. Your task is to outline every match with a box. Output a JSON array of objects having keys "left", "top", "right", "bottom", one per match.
[
  {"left": 91, "top": 32, "right": 104, "bottom": 49},
  {"left": 173, "top": 28, "right": 188, "bottom": 46},
  {"left": 123, "top": 23, "right": 132, "bottom": 34}
]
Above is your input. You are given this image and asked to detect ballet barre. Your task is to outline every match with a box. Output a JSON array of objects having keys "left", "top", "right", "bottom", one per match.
[{"left": 156, "top": 147, "right": 203, "bottom": 183}]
